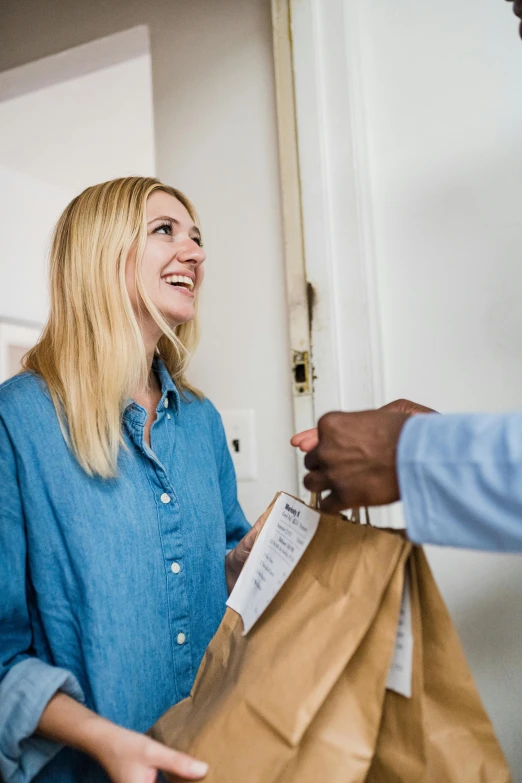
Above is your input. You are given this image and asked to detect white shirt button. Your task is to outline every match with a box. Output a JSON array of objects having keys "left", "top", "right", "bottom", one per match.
[
  {"left": 167, "top": 413, "right": 171, "bottom": 420},
  {"left": 171, "top": 561, "right": 181, "bottom": 574},
  {"left": 177, "top": 632, "right": 186, "bottom": 645},
  {"left": 164, "top": 398, "right": 169, "bottom": 408},
  {"left": 160, "top": 493, "right": 171, "bottom": 504}
]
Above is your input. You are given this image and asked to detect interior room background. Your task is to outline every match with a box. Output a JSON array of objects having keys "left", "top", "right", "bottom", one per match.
[{"left": 0, "top": 0, "right": 521, "bottom": 775}]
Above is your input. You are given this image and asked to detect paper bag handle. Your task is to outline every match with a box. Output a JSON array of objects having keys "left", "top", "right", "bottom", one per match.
[
  {"left": 310, "top": 492, "right": 371, "bottom": 526},
  {"left": 310, "top": 491, "right": 321, "bottom": 510}
]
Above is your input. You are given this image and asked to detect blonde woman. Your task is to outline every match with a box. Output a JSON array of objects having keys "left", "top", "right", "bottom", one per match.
[{"left": 0, "top": 177, "right": 259, "bottom": 783}]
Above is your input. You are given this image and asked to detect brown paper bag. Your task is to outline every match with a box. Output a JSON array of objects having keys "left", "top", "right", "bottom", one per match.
[{"left": 150, "top": 494, "right": 511, "bottom": 783}]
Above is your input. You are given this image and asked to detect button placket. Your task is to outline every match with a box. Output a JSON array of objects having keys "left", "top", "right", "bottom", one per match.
[{"left": 150, "top": 457, "right": 192, "bottom": 690}]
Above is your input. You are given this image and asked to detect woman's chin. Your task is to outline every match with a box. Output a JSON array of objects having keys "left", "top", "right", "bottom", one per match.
[{"left": 161, "top": 306, "right": 195, "bottom": 329}]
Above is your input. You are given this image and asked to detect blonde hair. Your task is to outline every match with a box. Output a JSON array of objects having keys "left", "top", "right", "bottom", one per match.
[{"left": 24, "top": 176, "right": 203, "bottom": 478}]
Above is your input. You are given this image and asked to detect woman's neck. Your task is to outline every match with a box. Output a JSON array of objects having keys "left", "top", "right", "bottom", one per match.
[{"left": 133, "top": 336, "right": 161, "bottom": 401}]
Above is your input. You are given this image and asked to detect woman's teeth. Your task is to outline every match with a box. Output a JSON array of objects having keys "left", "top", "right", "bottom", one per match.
[{"left": 164, "top": 274, "right": 194, "bottom": 291}]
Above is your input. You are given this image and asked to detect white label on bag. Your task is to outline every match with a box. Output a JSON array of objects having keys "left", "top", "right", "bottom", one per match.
[
  {"left": 227, "top": 493, "right": 320, "bottom": 635},
  {"left": 386, "top": 572, "right": 414, "bottom": 698}
]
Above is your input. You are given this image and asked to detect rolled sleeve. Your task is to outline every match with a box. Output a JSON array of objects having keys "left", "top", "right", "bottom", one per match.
[
  {"left": 0, "top": 415, "right": 84, "bottom": 782},
  {"left": 0, "top": 658, "right": 84, "bottom": 783},
  {"left": 398, "top": 412, "right": 522, "bottom": 552}
]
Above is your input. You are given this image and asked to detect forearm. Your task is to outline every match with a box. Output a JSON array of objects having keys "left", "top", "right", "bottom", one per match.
[
  {"left": 37, "top": 692, "right": 116, "bottom": 765},
  {"left": 36, "top": 689, "right": 208, "bottom": 782}
]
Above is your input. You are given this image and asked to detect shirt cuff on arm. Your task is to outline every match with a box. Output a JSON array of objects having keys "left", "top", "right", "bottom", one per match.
[
  {"left": 0, "top": 657, "right": 84, "bottom": 783},
  {"left": 397, "top": 414, "right": 439, "bottom": 545}
]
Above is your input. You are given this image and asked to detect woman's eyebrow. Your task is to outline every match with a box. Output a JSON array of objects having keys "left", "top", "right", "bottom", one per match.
[
  {"left": 148, "top": 214, "right": 179, "bottom": 225},
  {"left": 148, "top": 215, "right": 201, "bottom": 237}
]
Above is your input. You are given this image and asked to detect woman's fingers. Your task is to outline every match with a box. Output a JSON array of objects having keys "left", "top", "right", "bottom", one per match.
[
  {"left": 236, "top": 514, "right": 264, "bottom": 562},
  {"left": 147, "top": 739, "right": 208, "bottom": 779},
  {"left": 98, "top": 728, "right": 208, "bottom": 783},
  {"left": 225, "top": 512, "right": 265, "bottom": 593}
]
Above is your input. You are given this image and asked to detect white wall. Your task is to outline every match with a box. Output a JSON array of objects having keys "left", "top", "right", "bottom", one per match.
[
  {"left": 0, "top": 54, "right": 155, "bottom": 193},
  {"left": 0, "top": 2, "right": 297, "bottom": 521},
  {"left": 167, "top": 13, "right": 297, "bottom": 520},
  {"left": 357, "top": 0, "right": 522, "bottom": 771},
  {"left": 0, "top": 45, "right": 156, "bottom": 325},
  {"left": 0, "top": 165, "right": 69, "bottom": 323}
]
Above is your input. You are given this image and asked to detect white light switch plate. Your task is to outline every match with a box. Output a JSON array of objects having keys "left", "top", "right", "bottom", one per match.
[{"left": 220, "top": 409, "right": 257, "bottom": 482}]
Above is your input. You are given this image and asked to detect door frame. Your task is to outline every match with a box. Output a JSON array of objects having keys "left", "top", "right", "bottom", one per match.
[{"left": 271, "top": 0, "right": 389, "bottom": 521}]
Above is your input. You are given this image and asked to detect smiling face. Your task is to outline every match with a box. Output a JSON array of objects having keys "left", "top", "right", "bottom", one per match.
[{"left": 126, "top": 189, "right": 206, "bottom": 345}]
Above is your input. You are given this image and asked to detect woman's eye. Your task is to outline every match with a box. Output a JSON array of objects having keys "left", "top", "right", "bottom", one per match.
[
  {"left": 192, "top": 236, "right": 203, "bottom": 247},
  {"left": 154, "top": 222, "right": 172, "bottom": 235}
]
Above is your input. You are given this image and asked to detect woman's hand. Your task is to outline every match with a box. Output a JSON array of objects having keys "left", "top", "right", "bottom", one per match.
[
  {"left": 38, "top": 692, "right": 207, "bottom": 783},
  {"left": 94, "top": 723, "right": 208, "bottom": 783},
  {"left": 225, "top": 514, "right": 265, "bottom": 594}
]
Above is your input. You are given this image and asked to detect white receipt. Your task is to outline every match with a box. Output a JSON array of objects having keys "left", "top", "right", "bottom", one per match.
[
  {"left": 227, "top": 493, "right": 320, "bottom": 635},
  {"left": 386, "top": 571, "right": 414, "bottom": 698}
]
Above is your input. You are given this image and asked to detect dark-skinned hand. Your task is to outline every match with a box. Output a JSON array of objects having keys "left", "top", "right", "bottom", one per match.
[{"left": 290, "top": 399, "right": 436, "bottom": 514}]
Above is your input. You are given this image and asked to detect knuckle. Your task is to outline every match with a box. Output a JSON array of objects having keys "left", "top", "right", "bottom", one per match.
[
  {"left": 384, "top": 399, "right": 407, "bottom": 413},
  {"left": 143, "top": 739, "right": 158, "bottom": 763},
  {"left": 318, "top": 411, "right": 339, "bottom": 434}
]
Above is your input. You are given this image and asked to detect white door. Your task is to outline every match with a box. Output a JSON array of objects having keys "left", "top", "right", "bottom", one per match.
[{"left": 282, "top": 0, "right": 522, "bottom": 773}]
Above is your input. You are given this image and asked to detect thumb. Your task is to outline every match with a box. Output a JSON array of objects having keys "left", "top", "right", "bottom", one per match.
[
  {"left": 291, "top": 427, "right": 319, "bottom": 451},
  {"left": 238, "top": 517, "right": 263, "bottom": 560}
]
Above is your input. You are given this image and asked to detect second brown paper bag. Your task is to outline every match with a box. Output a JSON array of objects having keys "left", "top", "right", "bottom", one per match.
[{"left": 150, "top": 493, "right": 510, "bottom": 782}]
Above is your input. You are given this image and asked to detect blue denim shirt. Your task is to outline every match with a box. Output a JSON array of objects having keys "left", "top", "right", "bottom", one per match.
[{"left": 0, "top": 361, "right": 250, "bottom": 783}]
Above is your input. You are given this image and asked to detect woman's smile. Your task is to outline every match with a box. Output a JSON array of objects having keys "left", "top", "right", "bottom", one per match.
[{"left": 162, "top": 271, "right": 196, "bottom": 297}]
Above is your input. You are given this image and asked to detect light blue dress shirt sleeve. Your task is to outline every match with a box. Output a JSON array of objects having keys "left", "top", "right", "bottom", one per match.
[
  {"left": 397, "top": 412, "right": 522, "bottom": 552},
  {"left": 0, "top": 416, "right": 84, "bottom": 783}
]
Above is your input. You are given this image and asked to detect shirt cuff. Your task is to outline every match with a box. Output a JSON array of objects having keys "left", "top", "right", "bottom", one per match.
[
  {"left": 397, "top": 414, "right": 438, "bottom": 545},
  {"left": 0, "top": 657, "right": 84, "bottom": 783}
]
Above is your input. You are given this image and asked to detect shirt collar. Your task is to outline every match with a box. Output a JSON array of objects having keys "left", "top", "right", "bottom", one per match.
[
  {"left": 153, "top": 356, "right": 181, "bottom": 413},
  {"left": 124, "top": 357, "right": 181, "bottom": 417}
]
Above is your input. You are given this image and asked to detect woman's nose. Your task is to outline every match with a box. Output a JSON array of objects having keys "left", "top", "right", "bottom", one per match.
[{"left": 177, "top": 241, "right": 206, "bottom": 266}]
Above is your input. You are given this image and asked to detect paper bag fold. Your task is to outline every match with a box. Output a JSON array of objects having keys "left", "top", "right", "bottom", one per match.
[{"left": 150, "top": 495, "right": 511, "bottom": 783}]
